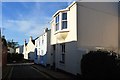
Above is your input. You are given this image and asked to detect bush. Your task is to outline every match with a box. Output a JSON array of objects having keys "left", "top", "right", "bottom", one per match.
[
  {"left": 81, "top": 50, "right": 117, "bottom": 79},
  {"left": 7, "top": 53, "right": 24, "bottom": 63}
]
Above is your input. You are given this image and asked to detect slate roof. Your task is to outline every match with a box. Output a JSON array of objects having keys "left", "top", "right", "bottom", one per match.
[
  {"left": 25, "top": 43, "right": 28, "bottom": 46},
  {"left": 32, "top": 40, "right": 35, "bottom": 45}
]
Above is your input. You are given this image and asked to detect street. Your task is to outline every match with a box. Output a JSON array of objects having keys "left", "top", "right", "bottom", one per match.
[
  {"left": 3, "top": 63, "right": 79, "bottom": 80},
  {"left": 3, "top": 64, "right": 54, "bottom": 80}
]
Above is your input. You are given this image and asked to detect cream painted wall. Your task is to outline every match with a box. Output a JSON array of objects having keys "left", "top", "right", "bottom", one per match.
[
  {"left": 16, "top": 46, "right": 23, "bottom": 54},
  {"left": 51, "top": 3, "right": 77, "bottom": 45},
  {"left": 35, "top": 30, "right": 51, "bottom": 66},
  {"left": 16, "top": 48, "right": 19, "bottom": 53},
  {"left": 55, "top": 41, "right": 85, "bottom": 75},
  {"left": 23, "top": 43, "right": 27, "bottom": 59},
  {"left": 50, "top": 2, "right": 118, "bottom": 75},
  {"left": 65, "top": 3, "right": 77, "bottom": 42},
  {"left": 51, "top": 19, "right": 56, "bottom": 45},
  {"left": 77, "top": 2, "right": 118, "bottom": 52},
  {"left": 23, "top": 37, "right": 35, "bottom": 60},
  {"left": 40, "top": 33, "right": 47, "bottom": 56},
  {"left": 35, "top": 37, "right": 40, "bottom": 56},
  {"left": 8, "top": 47, "right": 15, "bottom": 54},
  {"left": 26, "top": 40, "right": 35, "bottom": 59}
]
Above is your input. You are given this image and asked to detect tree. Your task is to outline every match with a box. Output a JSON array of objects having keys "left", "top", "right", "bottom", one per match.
[
  {"left": 7, "top": 39, "right": 19, "bottom": 48},
  {"left": 2, "top": 36, "right": 7, "bottom": 47}
]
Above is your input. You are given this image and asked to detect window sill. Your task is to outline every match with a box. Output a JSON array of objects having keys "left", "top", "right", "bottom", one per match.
[
  {"left": 54, "top": 29, "right": 69, "bottom": 35},
  {"left": 59, "top": 61, "right": 65, "bottom": 64}
]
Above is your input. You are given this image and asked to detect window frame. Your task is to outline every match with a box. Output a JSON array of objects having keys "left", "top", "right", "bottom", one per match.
[
  {"left": 60, "top": 43, "right": 65, "bottom": 64},
  {"left": 55, "top": 15, "right": 59, "bottom": 31},
  {"left": 61, "top": 12, "right": 67, "bottom": 30},
  {"left": 42, "top": 36, "right": 44, "bottom": 44}
]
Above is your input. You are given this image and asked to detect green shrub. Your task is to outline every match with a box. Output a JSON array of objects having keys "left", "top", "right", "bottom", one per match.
[{"left": 81, "top": 50, "right": 117, "bottom": 79}]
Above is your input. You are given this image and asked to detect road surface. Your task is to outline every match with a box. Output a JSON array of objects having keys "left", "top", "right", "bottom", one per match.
[{"left": 4, "top": 64, "right": 54, "bottom": 80}]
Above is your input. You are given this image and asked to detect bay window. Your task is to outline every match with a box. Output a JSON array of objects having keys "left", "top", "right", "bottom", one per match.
[
  {"left": 55, "top": 15, "right": 59, "bottom": 31},
  {"left": 62, "top": 13, "right": 67, "bottom": 29},
  {"left": 60, "top": 43, "right": 65, "bottom": 63},
  {"left": 54, "top": 12, "right": 67, "bottom": 32}
]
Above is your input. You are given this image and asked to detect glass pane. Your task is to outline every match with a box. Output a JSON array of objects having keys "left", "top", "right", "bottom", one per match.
[
  {"left": 62, "top": 21, "right": 67, "bottom": 29},
  {"left": 55, "top": 17, "right": 57, "bottom": 23},
  {"left": 62, "top": 13, "right": 67, "bottom": 20},
  {"left": 62, "top": 54, "right": 65, "bottom": 62},
  {"left": 58, "top": 15, "right": 59, "bottom": 22},
  {"left": 55, "top": 15, "right": 59, "bottom": 23},
  {"left": 56, "top": 23, "right": 59, "bottom": 31}
]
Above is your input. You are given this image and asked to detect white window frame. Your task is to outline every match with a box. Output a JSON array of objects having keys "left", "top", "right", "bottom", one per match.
[
  {"left": 61, "top": 12, "right": 67, "bottom": 30},
  {"left": 55, "top": 15, "right": 59, "bottom": 31},
  {"left": 60, "top": 43, "right": 65, "bottom": 63}
]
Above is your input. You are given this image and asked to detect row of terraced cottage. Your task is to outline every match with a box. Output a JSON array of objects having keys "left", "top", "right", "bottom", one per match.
[{"left": 21, "top": 2, "right": 118, "bottom": 75}]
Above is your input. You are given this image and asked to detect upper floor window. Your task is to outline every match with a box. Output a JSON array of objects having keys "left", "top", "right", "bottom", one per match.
[
  {"left": 36, "top": 44, "right": 37, "bottom": 47},
  {"left": 62, "top": 13, "right": 67, "bottom": 29},
  {"left": 42, "top": 37, "right": 44, "bottom": 44},
  {"left": 55, "top": 15, "right": 59, "bottom": 31},
  {"left": 62, "top": 13, "right": 67, "bottom": 20}
]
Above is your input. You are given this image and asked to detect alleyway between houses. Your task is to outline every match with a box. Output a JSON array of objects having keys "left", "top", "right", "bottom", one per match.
[{"left": 2, "top": 63, "right": 79, "bottom": 80}]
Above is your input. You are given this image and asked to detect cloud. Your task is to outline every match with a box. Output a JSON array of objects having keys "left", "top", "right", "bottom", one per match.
[
  {"left": 2, "top": 2, "right": 51, "bottom": 38},
  {"left": 3, "top": 18, "right": 50, "bottom": 37}
]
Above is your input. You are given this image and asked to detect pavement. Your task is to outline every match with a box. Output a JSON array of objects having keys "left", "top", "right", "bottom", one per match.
[
  {"left": 2, "top": 66, "right": 12, "bottom": 80},
  {"left": 7, "top": 63, "right": 34, "bottom": 66},
  {"left": 32, "top": 64, "right": 79, "bottom": 80}
]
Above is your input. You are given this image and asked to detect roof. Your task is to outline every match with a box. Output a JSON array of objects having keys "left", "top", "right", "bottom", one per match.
[
  {"left": 34, "top": 29, "right": 51, "bottom": 41},
  {"left": 34, "top": 37, "right": 39, "bottom": 40},
  {"left": 52, "top": 9, "right": 69, "bottom": 17},
  {"left": 32, "top": 40, "right": 35, "bottom": 45},
  {"left": 52, "top": 1, "right": 76, "bottom": 18},
  {"left": 16, "top": 45, "right": 24, "bottom": 48},
  {"left": 25, "top": 43, "right": 27, "bottom": 46}
]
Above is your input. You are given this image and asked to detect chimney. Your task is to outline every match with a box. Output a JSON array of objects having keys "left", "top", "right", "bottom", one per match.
[
  {"left": 44, "top": 28, "right": 48, "bottom": 33},
  {"left": 24, "top": 39, "right": 26, "bottom": 43},
  {"left": 29, "top": 36, "right": 33, "bottom": 41}
]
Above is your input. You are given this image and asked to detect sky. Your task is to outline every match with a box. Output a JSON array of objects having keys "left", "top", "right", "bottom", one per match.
[{"left": 2, "top": 2, "right": 69, "bottom": 45}]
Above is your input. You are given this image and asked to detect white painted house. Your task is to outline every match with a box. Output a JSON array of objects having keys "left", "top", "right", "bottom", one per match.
[
  {"left": 50, "top": 1, "right": 118, "bottom": 75},
  {"left": 7, "top": 47, "right": 15, "bottom": 54},
  {"left": 34, "top": 28, "right": 51, "bottom": 67},
  {"left": 23, "top": 36, "right": 35, "bottom": 60},
  {"left": 15, "top": 45, "right": 23, "bottom": 54}
]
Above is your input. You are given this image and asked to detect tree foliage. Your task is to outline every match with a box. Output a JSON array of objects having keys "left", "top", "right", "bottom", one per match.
[
  {"left": 2, "top": 36, "right": 7, "bottom": 46},
  {"left": 7, "top": 39, "right": 19, "bottom": 48}
]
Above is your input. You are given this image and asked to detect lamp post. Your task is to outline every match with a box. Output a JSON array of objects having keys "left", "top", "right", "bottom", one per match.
[
  {"left": 0, "top": 27, "right": 5, "bottom": 37},
  {"left": 0, "top": 27, "right": 1, "bottom": 38}
]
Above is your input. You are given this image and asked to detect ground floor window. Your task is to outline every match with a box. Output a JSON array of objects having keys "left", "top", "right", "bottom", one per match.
[{"left": 60, "top": 43, "right": 65, "bottom": 63}]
